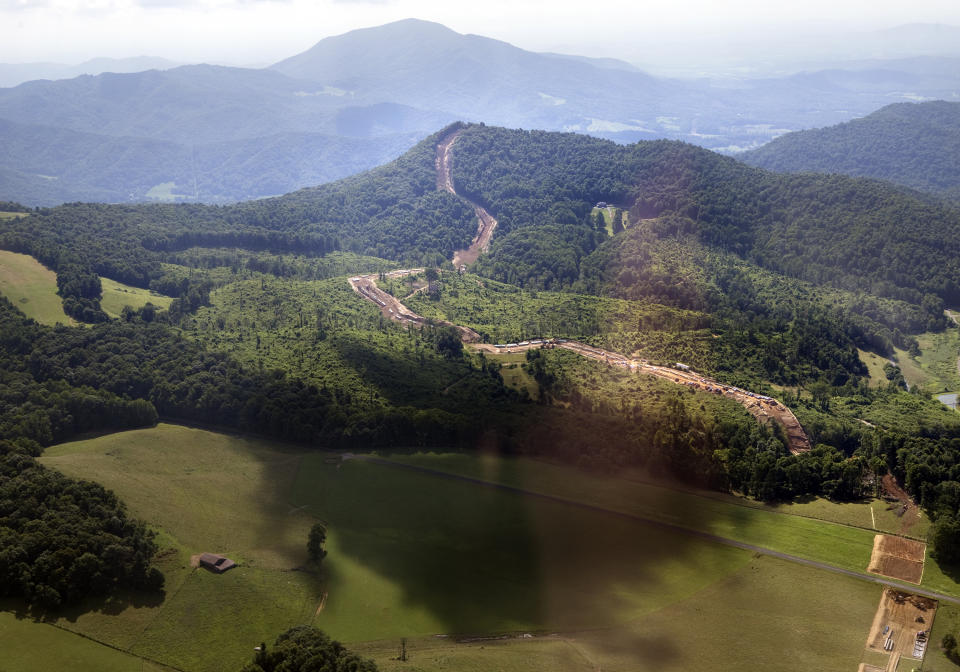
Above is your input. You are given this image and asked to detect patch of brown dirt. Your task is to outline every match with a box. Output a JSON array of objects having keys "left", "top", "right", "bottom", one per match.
[
  {"left": 435, "top": 128, "right": 498, "bottom": 269},
  {"left": 865, "top": 589, "right": 936, "bottom": 662},
  {"left": 880, "top": 475, "right": 922, "bottom": 534},
  {"left": 867, "top": 535, "right": 926, "bottom": 583}
]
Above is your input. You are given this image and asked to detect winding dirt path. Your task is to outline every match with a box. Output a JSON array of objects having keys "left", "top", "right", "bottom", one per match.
[
  {"left": 436, "top": 129, "right": 498, "bottom": 268},
  {"left": 348, "top": 269, "right": 481, "bottom": 343},
  {"left": 347, "top": 129, "right": 811, "bottom": 455}
]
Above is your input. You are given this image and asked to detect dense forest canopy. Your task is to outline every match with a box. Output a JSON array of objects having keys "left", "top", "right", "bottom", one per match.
[
  {"left": 740, "top": 101, "right": 960, "bottom": 201},
  {"left": 450, "top": 125, "right": 960, "bottom": 306}
]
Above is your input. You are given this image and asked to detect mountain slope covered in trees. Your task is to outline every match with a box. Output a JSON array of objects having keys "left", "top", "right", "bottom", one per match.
[
  {"left": 740, "top": 101, "right": 960, "bottom": 200},
  {"left": 450, "top": 126, "right": 960, "bottom": 306}
]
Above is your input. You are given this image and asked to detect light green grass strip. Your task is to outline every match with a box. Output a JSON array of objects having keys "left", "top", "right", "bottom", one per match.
[
  {"left": 0, "top": 611, "right": 173, "bottom": 672},
  {"left": 0, "top": 249, "right": 75, "bottom": 325},
  {"left": 100, "top": 278, "right": 173, "bottom": 318}
]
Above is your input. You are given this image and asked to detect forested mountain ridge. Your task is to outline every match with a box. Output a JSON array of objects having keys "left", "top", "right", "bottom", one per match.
[
  {"left": 450, "top": 126, "right": 960, "bottom": 307},
  {"left": 0, "top": 123, "right": 477, "bottom": 319},
  {"left": 5, "top": 122, "right": 960, "bottom": 323},
  {"left": 0, "top": 116, "right": 425, "bottom": 206},
  {"left": 740, "top": 101, "right": 960, "bottom": 200}
]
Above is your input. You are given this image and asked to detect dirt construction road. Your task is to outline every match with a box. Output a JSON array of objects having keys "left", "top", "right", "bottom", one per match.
[
  {"left": 436, "top": 129, "right": 498, "bottom": 268},
  {"left": 348, "top": 126, "right": 811, "bottom": 455}
]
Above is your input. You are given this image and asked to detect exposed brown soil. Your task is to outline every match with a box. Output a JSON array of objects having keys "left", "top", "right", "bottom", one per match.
[
  {"left": 868, "top": 534, "right": 926, "bottom": 584},
  {"left": 348, "top": 270, "right": 480, "bottom": 343},
  {"left": 881, "top": 474, "right": 922, "bottom": 535},
  {"left": 435, "top": 128, "right": 498, "bottom": 269},
  {"left": 476, "top": 340, "right": 810, "bottom": 454},
  {"left": 865, "top": 588, "right": 935, "bottom": 664}
]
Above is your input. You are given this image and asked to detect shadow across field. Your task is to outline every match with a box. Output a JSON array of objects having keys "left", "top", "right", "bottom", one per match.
[
  {"left": 0, "top": 588, "right": 165, "bottom": 626},
  {"left": 291, "top": 450, "right": 751, "bottom": 641}
]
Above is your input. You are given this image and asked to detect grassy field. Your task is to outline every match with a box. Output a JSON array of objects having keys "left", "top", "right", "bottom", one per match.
[
  {"left": 40, "top": 425, "right": 320, "bottom": 672},
  {"left": 383, "top": 452, "right": 947, "bottom": 584},
  {"left": 26, "top": 424, "right": 903, "bottom": 671},
  {"left": 484, "top": 350, "right": 541, "bottom": 399},
  {"left": 860, "top": 348, "right": 893, "bottom": 387},
  {"left": 0, "top": 249, "right": 75, "bottom": 325},
  {"left": 913, "top": 328, "right": 960, "bottom": 396},
  {"left": 359, "top": 555, "right": 879, "bottom": 672},
  {"left": 925, "top": 604, "right": 960, "bottom": 671},
  {"left": 100, "top": 278, "right": 173, "bottom": 318},
  {"left": 0, "top": 610, "right": 175, "bottom": 672}
]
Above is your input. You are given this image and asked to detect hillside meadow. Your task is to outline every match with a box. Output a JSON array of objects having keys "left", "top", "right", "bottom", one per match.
[
  {"left": 11, "top": 423, "right": 915, "bottom": 671},
  {"left": 99, "top": 277, "right": 173, "bottom": 318},
  {"left": 0, "top": 249, "right": 75, "bottom": 325}
]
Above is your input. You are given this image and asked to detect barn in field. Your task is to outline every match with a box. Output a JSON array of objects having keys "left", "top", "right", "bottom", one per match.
[{"left": 198, "top": 552, "right": 236, "bottom": 573}]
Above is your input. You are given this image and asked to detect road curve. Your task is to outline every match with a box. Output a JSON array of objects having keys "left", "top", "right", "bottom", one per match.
[
  {"left": 436, "top": 128, "right": 498, "bottom": 268},
  {"left": 348, "top": 453, "right": 958, "bottom": 605},
  {"left": 347, "top": 128, "right": 811, "bottom": 454},
  {"left": 348, "top": 269, "right": 481, "bottom": 342}
]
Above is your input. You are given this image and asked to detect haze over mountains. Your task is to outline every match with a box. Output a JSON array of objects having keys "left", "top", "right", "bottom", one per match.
[
  {"left": 0, "top": 56, "right": 181, "bottom": 89},
  {"left": 2, "top": 19, "right": 959, "bottom": 206},
  {"left": 742, "top": 101, "right": 960, "bottom": 201}
]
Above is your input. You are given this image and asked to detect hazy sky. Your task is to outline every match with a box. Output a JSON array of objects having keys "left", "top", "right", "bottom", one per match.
[{"left": 4, "top": 0, "right": 960, "bottom": 69}]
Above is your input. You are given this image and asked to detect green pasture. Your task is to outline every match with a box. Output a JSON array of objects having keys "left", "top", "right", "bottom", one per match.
[
  {"left": 860, "top": 348, "right": 893, "bottom": 387},
  {"left": 0, "top": 249, "right": 75, "bottom": 325},
  {"left": 360, "top": 554, "right": 879, "bottom": 672},
  {"left": 145, "top": 182, "right": 189, "bottom": 202},
  {"left": 29, "top": 424, "right": 920, "bottom": 671},
  {"left": 0, "top": 610, "right": 174, "bottom": 672},
  {"left": 895, "top": 344, "right": 934, "bottom": 391},
  {"left": 913, "top": 327, "right": 960, "bottom": 395},
  {"left": 866, "top": 328, "right": 960, "bottom": 398},
  {"left": 925, "top": 603, "right": 960, "bottom": 671},
  {"left": 294, "top": 452, "right": 753, "bottom": 640},
  {"left": 100, "top": 277, "right": 173, "bottom": 318},
  {"left": 40, "top": 425, "right": 320, "bottom": 672},
  {"left": 382, "top": 452, "right": 951, "bottom": 590}
]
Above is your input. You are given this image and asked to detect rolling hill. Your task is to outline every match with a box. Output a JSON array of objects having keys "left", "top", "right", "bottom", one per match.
[{"left": 740, "top": 101, "right": 960, "bottom": 200}]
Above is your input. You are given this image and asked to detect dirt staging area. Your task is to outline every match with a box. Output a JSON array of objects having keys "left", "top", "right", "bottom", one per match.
[
  {"left": 867, "top": 535, "right": 926, "bottom": 584},
  {"left": 865, "top": 589, "right": 936, "bottom": 666},
  {"left": 881, "top": 474, "right": 923, "bottom": 536}
]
